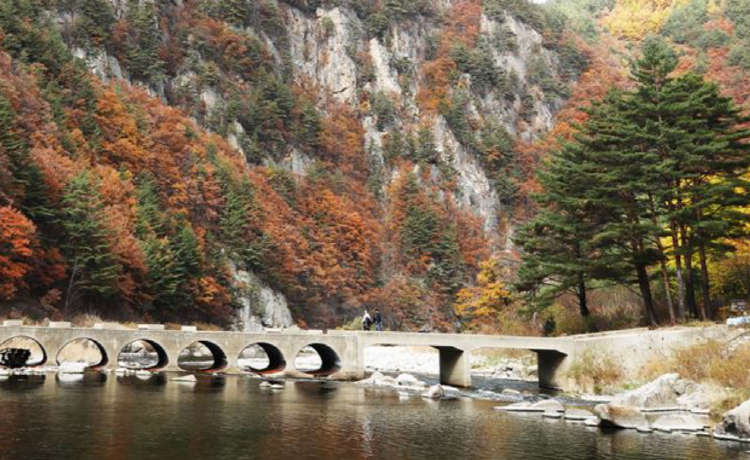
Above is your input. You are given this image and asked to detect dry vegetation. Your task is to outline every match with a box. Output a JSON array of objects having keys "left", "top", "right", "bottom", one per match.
[
  {"left": 640, "top": 336, "right": 750, "bottom": 418},
  {"left": 566, "top": 349, "right": 625, "bottom": 394}
]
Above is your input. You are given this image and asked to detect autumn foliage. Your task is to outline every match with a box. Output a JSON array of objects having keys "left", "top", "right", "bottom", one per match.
[{"left": 0, "top": 206, "right": 36, "bottom": 300}]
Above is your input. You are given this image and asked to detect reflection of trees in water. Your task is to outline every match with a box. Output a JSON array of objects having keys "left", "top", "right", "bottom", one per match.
[
  {"left": 0, "top": 376, "right": 742, "bottom": 460},
  {"left": 56, "top": 371, "right": 107, "bottom": 388}
]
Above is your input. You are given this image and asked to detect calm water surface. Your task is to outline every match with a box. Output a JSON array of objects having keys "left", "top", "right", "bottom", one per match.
[{"left": 0, "top": 374, "right": 747, "bottom": 460}]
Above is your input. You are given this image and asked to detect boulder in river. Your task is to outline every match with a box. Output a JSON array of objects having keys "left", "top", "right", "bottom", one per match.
[
  {"left": 395, "top": 373, "right": 420, "bottom": 386},
  {"left": 610, "top": 374, "right": 698, "bottom": 411},
  {"left": 594, "top": 404, "right": 649, "bottom": 430},
  {"left": 584, "top": 417, "right": 600, "bottom": 427},
  {"left": 379, "top": 376, "right": 397, "bottom": 387},
  {"left": 651, "top": 414, "right": 705, "bottom": 433},
  {"left": 422, "top": 384, "right": 444, "bottom": 400},
  {"left": 172, "top": 374, "right": 198, "bottom": 383},
  {"left": 715, "top": 398, "right": 750, "bottom": 440}
]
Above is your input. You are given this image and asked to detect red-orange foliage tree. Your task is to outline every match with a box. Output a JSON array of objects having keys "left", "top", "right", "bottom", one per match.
[{"left": 0, "top": 206, "right": 36, "bottom": 300}]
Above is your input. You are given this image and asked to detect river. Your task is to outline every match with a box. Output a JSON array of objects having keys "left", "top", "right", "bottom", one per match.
[{"left": 0, "top": 374, "right": 746, "bottom": 460}]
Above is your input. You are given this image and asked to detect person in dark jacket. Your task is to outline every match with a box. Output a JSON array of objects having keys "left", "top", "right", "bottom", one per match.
[
  {"left": 361, "top": 310, "right": 373, "bottom": 331},
  {"left": 373, "top": 309, "right": 384, "bottom": 331}
]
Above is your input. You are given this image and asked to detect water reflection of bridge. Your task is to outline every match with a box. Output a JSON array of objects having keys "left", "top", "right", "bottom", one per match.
[{"left": 0, "top": 321, "right": 727, "bottom": 390}]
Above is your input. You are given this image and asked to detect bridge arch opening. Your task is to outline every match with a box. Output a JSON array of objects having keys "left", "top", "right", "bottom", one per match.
[
  {"left": 118, "top": 340, "right": 169, "bottom": 370},
  {"left": 0, "top": 336, "right": 46, "bottom": 367},
  {"left": 364, "top": 344, "right": 439, "bottom": 377},
  {"left": 57, "top": 338, "right": 108, "bottom": 369},
  {"left": 294, "top": 344, "right": 341, "bottom": 376},
  {"left": 238, "top": 343, "right": 286, "bottom": 374},
  {"left": 470, "top": 347, "right": 538, "bottom": 383},
  {"left": 178, "top": 341, "right": 227, "bottom": 372}
]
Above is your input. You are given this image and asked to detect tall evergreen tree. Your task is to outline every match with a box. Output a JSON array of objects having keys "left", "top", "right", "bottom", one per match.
[
  {"left": 0, "top": 92, "right": 56, "bottom": 232},
  {"left": 630, "top": 37, "right": 750, "bottom": 319},
  {"left": 61, "top": 172, "right": 120, "bottom": 306},
  {"left": 517, "top": 37, "right": 750, "bottom": 326},
  {"left": 515, "top": 140, "right": 603, "bottom": 319}
]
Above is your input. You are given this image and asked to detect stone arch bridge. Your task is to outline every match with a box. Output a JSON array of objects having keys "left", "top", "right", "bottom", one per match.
[{"left": 0, "top": 321, "right": 728, "bottom": 390}]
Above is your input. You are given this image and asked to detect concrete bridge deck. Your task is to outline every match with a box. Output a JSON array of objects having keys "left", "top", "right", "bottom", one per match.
[{"left": 0, "top": 321, "right": 732, "bottom": 390}]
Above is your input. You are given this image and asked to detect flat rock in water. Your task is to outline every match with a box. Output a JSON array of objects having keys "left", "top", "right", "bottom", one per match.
[
  {"left": 270, "top": 383, "right": 285, "bottom": 390},
  {"left": 542, "top": 411, "right": 562, "bottom": 419},
  {"left": 651, "top": 414, "right": 704, "bottom": 432},
  {"left": 502, "top": 389, "right": 521, "bottom": 396},
  {"left": 259, "top": 381, "right": 272, "bottom": 388},
  {"left": 494, "top": 402, "right": 533, "bottom": 412},
  {"left": 584, "top": 417, "right": 600, "bottom": 427},
  {"left": 171, "top": 374, "right": 198, "bottom": 383},
  {"left": 530, "top": 400, "right": 564, "bottom": 413},
  {"left": 379, "top": 376, "right": 397, "bottom": 387},
  {"left": 565, "top": 409, "right": 595, "bottom": 421},
  {"left": 594, "top": 404, "right": 649, "bottom": 430}
]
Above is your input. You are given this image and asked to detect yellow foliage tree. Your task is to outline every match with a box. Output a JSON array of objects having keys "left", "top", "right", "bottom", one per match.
[
  {"left": 454, "top": 258, "right": 509, "bottom": 326},
  {"left": 603, "top": 0, "right": 685, "bottom": 40}
]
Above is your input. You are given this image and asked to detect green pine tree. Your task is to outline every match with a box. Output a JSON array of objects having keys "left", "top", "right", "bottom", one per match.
[{"left": 61, "top": 171, "right": 121, "bottom": 305}]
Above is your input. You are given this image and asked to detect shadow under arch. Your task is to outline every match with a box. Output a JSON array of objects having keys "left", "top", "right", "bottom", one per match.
[
  {"left": 0, "top": 336, "right": 47, "bottom": 367},
  {"left": 56, "top": 337, "right": 109, "bottom": 369},
  {"left": 118, "top": 339, "right": 170, "bottom": 370},
  {"left": 238, "top": 342, "right": 286, "bottom": 374},
  {"left": 294, "top": 343, "right": 341, "bottom": 377},
  {"left": 178, "top": 341, "right": 228, "bottom": 372}
]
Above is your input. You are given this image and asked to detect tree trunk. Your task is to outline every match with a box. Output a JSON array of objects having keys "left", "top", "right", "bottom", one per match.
[
  {"left": 636, "top": 262, "right": 658, "bottom": 327},
  {"left": 669, "top": 222, "right": 686, "bottom": 320},
  {"left": 657, "top": 246, "right": 676, "bottom": 324},
  {"left": 649, "top": 195, "right": 675, "bottom": 323},
  {"left": 577, "top": 273, "right": 590, "bottom": 318},
  {"left": 682, "top": 234, "right": 700, "bottom": 319},
  {"left": 698, "top": 243, "right": 712, "bottom": 319}
]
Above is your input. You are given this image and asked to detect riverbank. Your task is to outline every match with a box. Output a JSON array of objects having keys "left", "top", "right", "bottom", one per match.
[{"left": 357, "top": 333, "right": 750, "bottom": 448}]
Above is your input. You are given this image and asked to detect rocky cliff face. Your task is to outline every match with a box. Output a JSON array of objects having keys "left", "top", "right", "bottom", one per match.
[
  {"left": 45, "top": 0, "right": 586, "bottom": 326},
  {"left": 231, "top": 264, "right": 294, "bottom": 330}
]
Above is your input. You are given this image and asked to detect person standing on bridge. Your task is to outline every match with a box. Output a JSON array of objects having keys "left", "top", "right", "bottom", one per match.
[
  {"left": 373, "top": 309, "right": 384, "bottom": 331},
  {"left": 361, "top": 310, "right": 373, "bottom": 331}
]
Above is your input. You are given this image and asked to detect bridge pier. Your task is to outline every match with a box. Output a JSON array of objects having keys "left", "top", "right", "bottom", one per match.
[
  {"left": 536, "top": 350, "right": 570, "bottom": 390},
  {"left": 437, "top": 346, "right": 471, "bottom": 388}
]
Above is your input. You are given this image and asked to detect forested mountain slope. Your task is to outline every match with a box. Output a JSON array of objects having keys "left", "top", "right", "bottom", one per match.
[{"left": 0, "top": 0, "right": 586, "bottom": 329}]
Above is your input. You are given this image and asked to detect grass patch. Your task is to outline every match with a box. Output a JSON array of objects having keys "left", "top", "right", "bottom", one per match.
[{"left": 566, "top": 349, "right": 624, "bottom": 394}]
